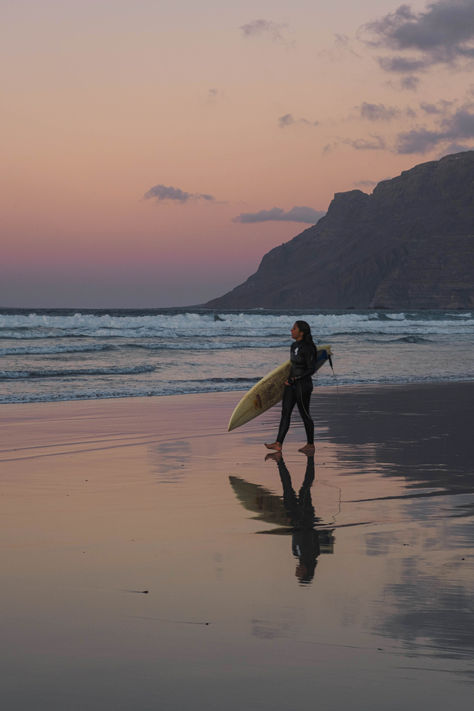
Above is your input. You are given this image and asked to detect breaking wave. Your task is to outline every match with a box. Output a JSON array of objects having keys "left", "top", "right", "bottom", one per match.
[{"left": 0, "top": 365, "right": 155, "bottom": 380}]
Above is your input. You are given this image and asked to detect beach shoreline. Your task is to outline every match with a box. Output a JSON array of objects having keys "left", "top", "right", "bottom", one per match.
[
  {"left": 2, "top": 378, "right": 473, "bottom": 461},
  {"left": 2, "top": 374, "right": 473, "bottom": 409}
]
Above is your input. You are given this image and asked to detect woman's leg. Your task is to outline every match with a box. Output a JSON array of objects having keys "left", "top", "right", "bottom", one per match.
[
  {"left": 295, "top": 380, "right": 314, "bottom": 444},
  {"left": 276, "top": 384, "right": 297, "bottom": 444}
]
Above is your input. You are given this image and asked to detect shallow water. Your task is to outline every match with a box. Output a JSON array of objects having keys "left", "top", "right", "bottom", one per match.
[{"left": 0, "top": 383, "right": 473, "bottom": 710}]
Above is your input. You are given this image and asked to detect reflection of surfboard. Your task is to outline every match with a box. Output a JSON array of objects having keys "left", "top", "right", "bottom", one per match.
[
  {"left": 227, "top": 345, "right": 332, "bottom": 431},
  {"left": 229, "top": 476, "right": 289, "bottom": 526}
]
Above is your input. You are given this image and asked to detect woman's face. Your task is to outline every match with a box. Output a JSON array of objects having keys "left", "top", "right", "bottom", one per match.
[{"left": 291, "top": 323, "right": 303, "bottom": 340}]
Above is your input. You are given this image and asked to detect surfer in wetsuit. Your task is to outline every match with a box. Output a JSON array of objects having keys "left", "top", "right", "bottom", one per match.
[{"left": 265, "top": 320, "right": 317, "bottom": 454}]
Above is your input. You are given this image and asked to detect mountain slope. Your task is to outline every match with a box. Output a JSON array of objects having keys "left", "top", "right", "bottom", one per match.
[{"left": 205, "top": 152, "right": 474, "bottom": 309}]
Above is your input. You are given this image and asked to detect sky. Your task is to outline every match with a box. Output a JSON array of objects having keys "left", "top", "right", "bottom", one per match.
[{"left": 2, "top": 0, "right": 474, "bottom": 307}]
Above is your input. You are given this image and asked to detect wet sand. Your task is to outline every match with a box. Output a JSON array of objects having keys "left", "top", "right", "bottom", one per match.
[{"left": 1, "top": 382, "right": 473, "bottom": 710}]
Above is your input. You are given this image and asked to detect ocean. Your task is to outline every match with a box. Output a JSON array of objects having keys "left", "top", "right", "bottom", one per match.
[{"left": 0, "top": 308, "right": 473, "bottom": 404}]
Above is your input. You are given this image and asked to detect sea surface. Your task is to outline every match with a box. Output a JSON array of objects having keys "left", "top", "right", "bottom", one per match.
[{"left": 0, "top": 308, "right": 473, "bottom": 403}]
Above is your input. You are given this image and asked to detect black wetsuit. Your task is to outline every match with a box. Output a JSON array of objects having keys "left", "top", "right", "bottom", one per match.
[{"left": 277, "top": 340, "right": 316, "bottom": 445}]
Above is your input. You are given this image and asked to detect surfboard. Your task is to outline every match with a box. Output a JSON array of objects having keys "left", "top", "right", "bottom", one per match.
[{"left": 227, "top": 344, "right": 332, "bottom": 431}]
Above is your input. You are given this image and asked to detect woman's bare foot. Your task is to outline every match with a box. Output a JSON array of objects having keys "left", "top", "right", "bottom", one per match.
[
  {"left": 298, "top": 443, "right": 315, "bottom": 454},
  {"left": 264, "top": 442, "right": 282, "bottom": 451}
]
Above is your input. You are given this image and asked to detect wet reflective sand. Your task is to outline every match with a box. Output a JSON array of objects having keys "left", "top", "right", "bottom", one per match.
[{"left": 1, "top": 382, "right": 473, "bottom": 710}]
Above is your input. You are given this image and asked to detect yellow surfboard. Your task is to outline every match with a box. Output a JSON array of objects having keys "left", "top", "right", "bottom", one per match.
[{"left": 227, "top": 344, "right": 332, "bottom": 431}]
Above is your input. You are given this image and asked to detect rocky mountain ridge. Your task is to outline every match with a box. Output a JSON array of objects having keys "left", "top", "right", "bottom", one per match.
[{"left": 205, "top": 151, "right": 474, "bottom": 309}]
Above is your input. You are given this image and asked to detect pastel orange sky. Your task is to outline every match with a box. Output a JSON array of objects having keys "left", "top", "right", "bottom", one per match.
[{"left": 2, "top": 0, "right": 474, "bottom": 306}]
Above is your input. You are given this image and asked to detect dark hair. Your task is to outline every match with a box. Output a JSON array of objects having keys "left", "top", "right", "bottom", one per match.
[{"left": 295, "top": 320, "right": 317, "bottom": 355}]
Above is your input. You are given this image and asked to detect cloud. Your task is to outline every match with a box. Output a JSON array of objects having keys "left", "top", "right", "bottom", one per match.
[
  {"left": 278, "top": 113, "right": 295, "bottom": 128},
  {"left": 396, "top": 105, "right": 474, "bottom": 153},
  {"left": 318, "top": 33, "right": 362, "bottom": 61},
  {"left": 378, "top": 55, "right": 427, "bottom": 73},
  {"left": 144, "top": 185, "right": 215, "bottom": 203},
  {"left": 359, "top": 102, "right": 401, "bottom": 121},
  {"left": 323, "top": 134, "right": 387, "bottom": 153},
  {"left": 447, "top": 106, "right": 474, "bottom": 134},
  {"left": 439, "top": 142, "right": 472, "bottom": 155},
  {"left": 240, "top": 18, "right": 289, "bottom": 43},
  {"left": 354, "top": 179, "right": 379, "bottom": 188},
  {"left": 396, "top": 127, "right": 442, "bottom": 154},
  {"left": 278, "top": 113, "right": 319, "bottom": 128},
  {"left": 322, "top": 142, "right": 337, "bottom": 154},
  {"left": 233, "top": 206, "right": 325, "bottom": 224},
  {"left": 354, "top": 176, "right": 393, "bottom": 189},
  {"left": 419, "top": 99, "right": 453, "bottom": 114},
  {"left": 400, "top": 75, "right": 420, "bottom": 90},
  {"left": 343, "top": 135, "right": 387, "bottom": 150},
  {"left": 361, "top": 0, "right": 474, "bottom": 74},
  {"left": 334, "top": 33, "right": 362, "bottom": 58},
  {"left": 358, "top": 102, "right": 416, "bottom": 121}
]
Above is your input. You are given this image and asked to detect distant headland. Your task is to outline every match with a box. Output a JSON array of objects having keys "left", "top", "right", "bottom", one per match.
[{"left": 205, "top": 151, "right": 474, "bottom": 310}]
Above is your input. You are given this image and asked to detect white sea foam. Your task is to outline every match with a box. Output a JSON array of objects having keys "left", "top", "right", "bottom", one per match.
[{"left": 1, "top": 310, "right": 473, "bottom": 340}]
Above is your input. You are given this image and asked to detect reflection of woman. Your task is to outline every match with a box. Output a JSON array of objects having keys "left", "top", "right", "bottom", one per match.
[
  {"left": 265, "top": 320, "right": 317, "bottom": 454},
  {"left": 272, "top": 453, "right": 320, "bottom": 584}
]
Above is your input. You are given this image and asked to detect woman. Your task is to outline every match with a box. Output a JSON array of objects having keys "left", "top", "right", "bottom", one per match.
[{"left": 265, "top": 320, "right": 317, "bottom": 454}]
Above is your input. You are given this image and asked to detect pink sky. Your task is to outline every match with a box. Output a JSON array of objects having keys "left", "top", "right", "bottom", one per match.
[{"left": 2, "top": 0, "right": 473, "bottom": 307}]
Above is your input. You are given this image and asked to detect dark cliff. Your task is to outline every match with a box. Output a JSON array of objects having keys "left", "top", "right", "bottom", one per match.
[{"left": 205, "top": 151, "right": 474, "bottom": 309}]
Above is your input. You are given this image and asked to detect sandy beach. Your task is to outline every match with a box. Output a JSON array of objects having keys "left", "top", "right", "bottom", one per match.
[{"left": 1, "top": 382, "right": 473, "bottom": 710}]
